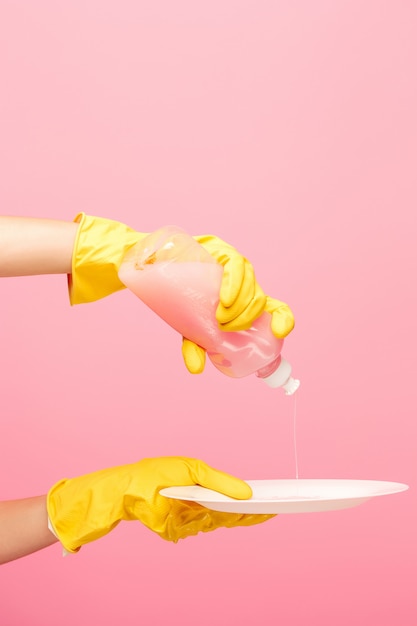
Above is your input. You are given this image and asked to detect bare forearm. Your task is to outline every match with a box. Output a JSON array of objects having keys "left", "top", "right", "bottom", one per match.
[
  {"left": 0, "top": 496, "right": 58, "bottom": 564},
  {"left": 0, "top": 217, "right": 78, "bottom": 276}
]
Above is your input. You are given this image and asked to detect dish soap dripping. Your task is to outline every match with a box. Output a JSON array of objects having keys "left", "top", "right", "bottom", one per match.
[{"left": 293, "top": 393, "right": 299, "bottom": 479}]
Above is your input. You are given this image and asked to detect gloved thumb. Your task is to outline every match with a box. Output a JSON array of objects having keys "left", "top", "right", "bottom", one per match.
[
  {"left": 264, "top": 296, "right": 295, "bottom": 338},
  {"left": 187, "top": 459, "right": 253, "bottom": 500},
  {"left": 182, "top": 338, "right": 206, "bottom": 374}
]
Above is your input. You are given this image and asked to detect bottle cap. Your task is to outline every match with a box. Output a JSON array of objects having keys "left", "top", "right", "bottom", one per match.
[
  {"left": 281, "top": 376, "right": 301, "bottom": 395},
  {"left": 262, "top": 358, "right": 300, "bottom": 395}
]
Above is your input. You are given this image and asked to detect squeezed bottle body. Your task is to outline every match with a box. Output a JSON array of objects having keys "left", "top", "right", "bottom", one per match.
[{"left": 118, "top": 226, "right": 298, "bottom": 392}]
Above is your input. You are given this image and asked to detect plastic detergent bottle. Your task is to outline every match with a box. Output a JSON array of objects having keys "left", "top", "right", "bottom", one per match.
[{"left": 118, "top": 226, "right": 300, "bottom": 395}]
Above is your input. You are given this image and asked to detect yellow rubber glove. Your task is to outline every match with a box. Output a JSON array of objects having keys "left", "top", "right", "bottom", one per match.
[
  {"left": 47, "top": 457, "right": 274, "bottom": 553},
  {"left": 68, "top": 213, "right": 143, "bottom": 304}
]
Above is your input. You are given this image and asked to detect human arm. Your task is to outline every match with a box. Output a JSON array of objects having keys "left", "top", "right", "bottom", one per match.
[
  {"left": 0, "top": 216, "right": 78, "bottom": 276},
  {"left": 0, "top": 214, "right": 265, "bottom": 325},
  {"left": 0, "top": 496, "right": 58, "bottom": 565}
]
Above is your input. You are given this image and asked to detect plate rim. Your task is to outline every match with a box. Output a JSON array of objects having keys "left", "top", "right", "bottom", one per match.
[{"left": 160, "top": 478, "right": 409, "bottom": 504}]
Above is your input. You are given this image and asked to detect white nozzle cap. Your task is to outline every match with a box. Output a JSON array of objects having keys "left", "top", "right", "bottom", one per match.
[{"left": 262, "top": 358, "right": 300, "bottom": 395}]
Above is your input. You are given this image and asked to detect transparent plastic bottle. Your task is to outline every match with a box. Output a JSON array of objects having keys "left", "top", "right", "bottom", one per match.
[{"left": 118, "top": 226, "right": 300, "bottom": 395}]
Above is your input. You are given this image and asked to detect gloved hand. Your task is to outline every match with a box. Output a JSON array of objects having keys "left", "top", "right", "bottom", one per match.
[
  {"left": 69, "top": 214, "right": 294, "bottom": 371},
  {"left": 47, "top": 456, "right": 274, "bottom": 553}
]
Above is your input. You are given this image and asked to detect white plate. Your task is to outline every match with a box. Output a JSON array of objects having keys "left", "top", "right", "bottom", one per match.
[{"left": 160, "top": 479, "right": 409, "bottom": 514}]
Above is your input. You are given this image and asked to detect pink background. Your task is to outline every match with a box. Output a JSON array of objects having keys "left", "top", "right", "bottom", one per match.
[{"left": 1, "top": 1, "right": 416, "bottom": 624}]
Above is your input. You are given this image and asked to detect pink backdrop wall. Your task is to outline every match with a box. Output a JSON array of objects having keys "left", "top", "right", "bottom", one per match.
[{"left": 1, "top": 1, "right": 416, "bottom": 624}]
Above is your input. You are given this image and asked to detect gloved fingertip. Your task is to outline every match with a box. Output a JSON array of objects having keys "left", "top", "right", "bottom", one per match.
[
  {"left": 213, "top": 475, "right": 253, "bottom": 500},
  {"left": 218, "top": 275, "right": 240, "bottom": 309},
  {"left": 271, "top": 311, "right": 295, "bottom": 338},
  {"left": 215, "top": 303, "right": 244, "bottom": 328},
  {"left": 218, "top": 256, "right": 246, "bottom": 308},
  {"left": 192, "top": 460, "right": 253, "bottom": 500},
  {"left": 182, "top": 339, "right": 206, "bottom": 374},
  {"left": 216, "top": 287, "right": 266, "bottom": 332},
  {"left": 217, "top": 317, "right": 254, "bottom": 332},
  {"left": 230, "top": 480, "right": 253, "bottom": 500}
]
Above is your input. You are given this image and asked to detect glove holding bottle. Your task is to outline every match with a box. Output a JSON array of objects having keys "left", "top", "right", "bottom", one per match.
[
  {"left": 118, "top": 226, "right": 299, "bottom": 394},
  {"left": 68, "top": 214, "right": 290, "bottom": 374}
]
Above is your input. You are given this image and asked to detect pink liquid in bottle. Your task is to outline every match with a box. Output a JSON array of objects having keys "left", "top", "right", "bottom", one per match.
[{"left": 118, "top": 226, "right": 299, "bottom": 392}]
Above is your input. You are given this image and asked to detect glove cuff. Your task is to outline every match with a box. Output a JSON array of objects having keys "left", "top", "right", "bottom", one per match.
[
  {"left": 68, "top": 213, "right": 146, "bottom": 305},
  {"left": 47, "top": 479, "right": 83, "bottom": 553},
  {"left": 46, "top": 468, "right": 130, "bottom": 553}
]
